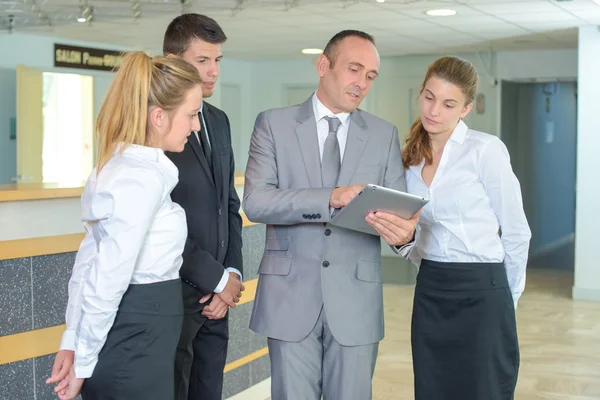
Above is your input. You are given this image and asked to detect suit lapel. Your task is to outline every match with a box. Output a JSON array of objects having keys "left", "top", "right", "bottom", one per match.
[
  {"left": 203, "top": 104, "right": 222, "bottom": 200},
  {"left": 188, "top": 126, "right": 216, "bottom": 189},
  {"left": 337, "top": 110, "right": 369, "bottom": 187},
  {"left": 295, "top": 97, "right": 323, "bottom": 188}
]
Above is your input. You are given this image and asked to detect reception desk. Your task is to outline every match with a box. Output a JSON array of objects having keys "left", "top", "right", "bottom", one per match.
[{"left": 0, "top": 178, "right": 269, "bottom": 399}]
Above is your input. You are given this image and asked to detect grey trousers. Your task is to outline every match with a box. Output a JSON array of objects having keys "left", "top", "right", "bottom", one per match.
[{"left": 267, "top": 307, "right": 379, "bottom": 400}]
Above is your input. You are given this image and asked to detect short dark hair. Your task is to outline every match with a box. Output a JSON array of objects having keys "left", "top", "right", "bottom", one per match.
[
  {"left": 163, "top": 13, "right": 227, "bottom": 55},
  {"left": 323, "top": 30, "right": 375, "bottom": 67}
]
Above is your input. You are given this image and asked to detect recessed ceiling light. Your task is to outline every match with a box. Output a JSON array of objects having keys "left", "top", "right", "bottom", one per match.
[
  {"left": 77, "top": 17, "right": 86, "bottom": 22},
  {"left": 376, "top": 0, "right": 386, "bottom": 3},
  {"left": 426, "top": 9, "right": 457, "bottom": 16},
  {"left": 302, "top": 48, "right": 323, "bottom": 55}
]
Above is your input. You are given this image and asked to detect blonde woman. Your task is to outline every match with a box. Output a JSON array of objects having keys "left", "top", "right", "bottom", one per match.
[{"left": 45, "top": 51, "right": 203, "bottom": 400}]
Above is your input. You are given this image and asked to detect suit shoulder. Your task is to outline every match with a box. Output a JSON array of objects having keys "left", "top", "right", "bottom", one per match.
[
  {"left": 204, "top": 101, "right": 227, "bottom": 118},
  {"left": 358, "top": 109, "right": 396, "bottom": 132},
  {"left": 256, "top": 104, "right": 302, "bottom": 120}
]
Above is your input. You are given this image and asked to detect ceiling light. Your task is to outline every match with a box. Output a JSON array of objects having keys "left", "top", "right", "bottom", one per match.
[
  {"left": 376, "top": 0, "right": 385, "bottom": 3},
  {"left": 302, "top": 48, "right": 323, "bottom": 55},
  {"left": 426, "top": 9, "right": 457, "bottom": 16},
  {"left": 77, "top": 17, "right": 86, "bottom": 22}
]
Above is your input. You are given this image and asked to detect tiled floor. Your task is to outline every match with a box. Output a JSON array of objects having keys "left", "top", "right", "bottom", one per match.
[{"left": 238, "top": 269, "right": 600, "bottom": 399}]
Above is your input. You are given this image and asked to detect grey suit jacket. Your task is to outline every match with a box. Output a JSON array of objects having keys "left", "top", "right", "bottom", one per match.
[{"left": 243, "top": 96, "right": 406, "bottom": 346}]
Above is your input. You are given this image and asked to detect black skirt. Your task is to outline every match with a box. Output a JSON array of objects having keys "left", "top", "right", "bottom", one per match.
[
  {"left": 82, "top": 278, "right": 184, "bottom": 400},
  {"left": 411, "top": 259, "right": 520, "bottom": 400}
]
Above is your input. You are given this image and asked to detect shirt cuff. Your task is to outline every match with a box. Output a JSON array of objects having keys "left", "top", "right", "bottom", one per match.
[
  {"left": 512, "top": 293, "right": 521, "bottom": 309},
  {"left": 213, "top": 269, "right": 229, "bottom": 294},
  {"left": 74, "top": 358, "right": 97, "bottom": 379},
  {"left": 392, "top": 242, "right": 413, "bottom": 258},
  {"left": 59, "top": 329, "right": 76, "bottom": 351},
  {"left": 226, "top": 267, "right": 243, "bottom": 281}
]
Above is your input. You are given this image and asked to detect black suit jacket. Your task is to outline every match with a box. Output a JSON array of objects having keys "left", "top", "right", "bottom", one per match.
[{"left": 166, "top": 101, "right": 243, "bottom": 313}]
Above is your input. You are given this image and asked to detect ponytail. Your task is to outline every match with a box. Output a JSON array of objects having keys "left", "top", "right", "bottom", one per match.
[
  {"left": 402, "top": 117, "right": 432, "bottom": 169},
  {"left": 96, "top": 51, "right": 152, "bottom": 172}
]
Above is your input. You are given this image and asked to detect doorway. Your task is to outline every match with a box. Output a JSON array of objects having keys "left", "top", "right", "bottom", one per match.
[{"left": 501, "top": 80, "right": 577, "bottom": 270}]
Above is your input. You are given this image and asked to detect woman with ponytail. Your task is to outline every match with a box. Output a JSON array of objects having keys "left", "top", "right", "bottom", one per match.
[
  {"left": 404, "top": 56, "right": 531, "bottom": 400},
  {"left": 46, "top": 51, "right": 203, "bottom": 400}
]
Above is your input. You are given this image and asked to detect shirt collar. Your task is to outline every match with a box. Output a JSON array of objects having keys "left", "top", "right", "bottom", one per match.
[
  {"left": 312, "top": 91, "right": 351, "bottom": 129},
  {"left": 449, "top": 119, "right": 469, "bottom": 145}
]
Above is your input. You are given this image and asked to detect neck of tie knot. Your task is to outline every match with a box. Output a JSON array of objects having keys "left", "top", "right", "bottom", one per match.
[{"left": 324, "top": 116, "right": 342, "bottom": 135}]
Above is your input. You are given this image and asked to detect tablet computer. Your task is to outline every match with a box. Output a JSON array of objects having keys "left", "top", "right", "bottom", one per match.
[{"left": 329, "top": 184, "right": 429, "bottom": 236}]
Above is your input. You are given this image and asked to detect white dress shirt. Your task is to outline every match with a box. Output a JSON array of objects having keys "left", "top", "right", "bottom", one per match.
[
  {"left": 192, "top": 103, "right": 243, "bottom": 292},
  {"left": 59, "top": 144, "right": 187, "bottom": 379},
  {"left": 313, "top": 92, "right": 413, "bottom": 257},
  {"left": 406, "top": 120, "right": 531, "bottom": 307},
  {"left": 313, "top": 91, "right": 351, "bottom": 162}
]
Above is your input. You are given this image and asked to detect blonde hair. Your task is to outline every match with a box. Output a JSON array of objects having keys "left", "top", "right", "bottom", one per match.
[
  {"left": 403, "top": 56, "right": 479, "bottom": 168},
  {"left": 95, "top": 51, "right": 202, "bottom": 171}
]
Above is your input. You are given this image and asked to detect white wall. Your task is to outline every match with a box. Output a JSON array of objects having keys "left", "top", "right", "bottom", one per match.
[
  {"left": 573, "top": 26, "right": 600, "bottom": 302},
  {"left": 219, "top": 48, "right": 578, "bottom": 172}
]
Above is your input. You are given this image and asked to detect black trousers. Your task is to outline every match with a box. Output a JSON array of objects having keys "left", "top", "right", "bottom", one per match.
[
  {"left": 412, "top": 259, "right": 520, "bottom": 400},
  {"left": 82, "top": 278, "right": 183, "bottom": 400},
  {"left": 174, "top": 310, "right": 229, "bottom": 400}
]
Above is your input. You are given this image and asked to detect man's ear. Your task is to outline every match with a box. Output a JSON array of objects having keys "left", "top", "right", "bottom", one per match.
[{"left": 316, "top": 54, "right": 330, "bottom": 78}]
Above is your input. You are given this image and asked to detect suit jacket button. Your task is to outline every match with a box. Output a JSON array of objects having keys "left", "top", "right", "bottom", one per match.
[
  {"left": 220, "top": 240, "right": 225, "bottom": 248},
  {"left": 322, "top": 261, "right": 330, "bottom": 268},
  {"left": 324, "top": 229, "right": 331, "bottom": 236}
]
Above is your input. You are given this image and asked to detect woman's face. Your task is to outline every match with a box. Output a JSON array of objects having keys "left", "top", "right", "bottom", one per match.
[
  {"left": 150, "top": 84, "right": 203, "bottom": 153},
  {"left": 419, "top": 75, "right": 473, "bottom": 137}
]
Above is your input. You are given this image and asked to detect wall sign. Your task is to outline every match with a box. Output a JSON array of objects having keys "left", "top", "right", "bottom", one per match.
[
  {"left": 475, "top": 93, "right": 485, "bottom": 115},
  {"left": 54, "top": 43, "right": 124, "bottom": 72}
]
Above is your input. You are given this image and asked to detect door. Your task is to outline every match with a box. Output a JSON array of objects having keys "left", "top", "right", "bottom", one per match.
[{"left": 16, "top": 64, "right": 43, "bottom": 183}]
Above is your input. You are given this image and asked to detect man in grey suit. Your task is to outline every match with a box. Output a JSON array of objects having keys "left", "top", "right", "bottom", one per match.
[{"left": 243, "top": 30, "right": 418, "bottom": 399}]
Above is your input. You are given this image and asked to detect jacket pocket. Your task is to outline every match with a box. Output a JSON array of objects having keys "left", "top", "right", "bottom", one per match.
[
  {"left": 265, "top": 238, "right": 290, "bottom": 251},
  {"left": 355, "top": 260, "right": 383, "bottom": 283},
  {"left": 259, "top": 255, "right": 292, "bottom": 276}
]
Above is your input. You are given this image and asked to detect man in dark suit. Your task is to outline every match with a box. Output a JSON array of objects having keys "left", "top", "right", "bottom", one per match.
[{"left": 163, "top": 13, "right": 244, "bottom": 400}]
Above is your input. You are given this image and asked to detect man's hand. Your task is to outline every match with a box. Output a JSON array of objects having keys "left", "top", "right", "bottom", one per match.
[
  {"left": 365, "top": 210, "right": 420, "bottom": 246},
  {"left": 46, "top": 350, "right": 74, "bottom": 387},
  {"left": 56, "top": 367, "right": 84, "bottom": 400},
  {"left": 208, "top": 272, "right": 244, "bottom": 309},
  {"left": 202, "top": 293, "right": 229, "bottom": 320},
  {"left": 329, "top": 184, "right": 365, "bottom": 209}
]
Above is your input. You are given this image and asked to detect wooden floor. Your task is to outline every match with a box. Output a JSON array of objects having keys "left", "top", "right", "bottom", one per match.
[{"left": 258, "top": 269, "right": 600, "bottom": 399}]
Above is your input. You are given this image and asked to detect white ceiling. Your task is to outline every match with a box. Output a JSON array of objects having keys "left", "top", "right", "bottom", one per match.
[{"left": 1, "top": 0, "right": 598, "bottom": 59}]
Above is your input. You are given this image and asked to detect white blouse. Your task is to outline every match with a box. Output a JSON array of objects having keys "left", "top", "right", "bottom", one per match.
[
  {"left": 59, "top": 144, "right": 187, "bottom": 379},
  {"left": 406, "top": 120, "right": 531, "bottom": 307}
]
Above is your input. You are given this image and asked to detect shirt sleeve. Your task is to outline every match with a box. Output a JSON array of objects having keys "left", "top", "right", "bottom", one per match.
[
  {"left": 73, "top": 168, "right": 165, "bottom": 378},
  {"left": 479, "top": 138, "right": 532, "bottom": 308},
  {"left": 59, "top": 224, "right": 98, "bottom": 351}
]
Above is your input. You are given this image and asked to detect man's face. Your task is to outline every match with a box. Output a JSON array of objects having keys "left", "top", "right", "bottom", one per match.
[
  {"left": 316, "top": 36, "right": 380, "bottom": 114},
  {"left": 181, "top": 39, "right": 223, "bottom": 98}
]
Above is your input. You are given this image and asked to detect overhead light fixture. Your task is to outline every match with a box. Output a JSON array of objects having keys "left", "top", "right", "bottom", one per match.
[
  {"left": 376, "top": 0, "right": 386, "bottom": 3},
  {"left": 426, "top": 9, "right": 457, "bottom": 16},
  {"left": 77, "top": 17, "right": 86, "bottom": 22},
  {"left": 302, "top": 48, "right": 323, "bottom": 55}
]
